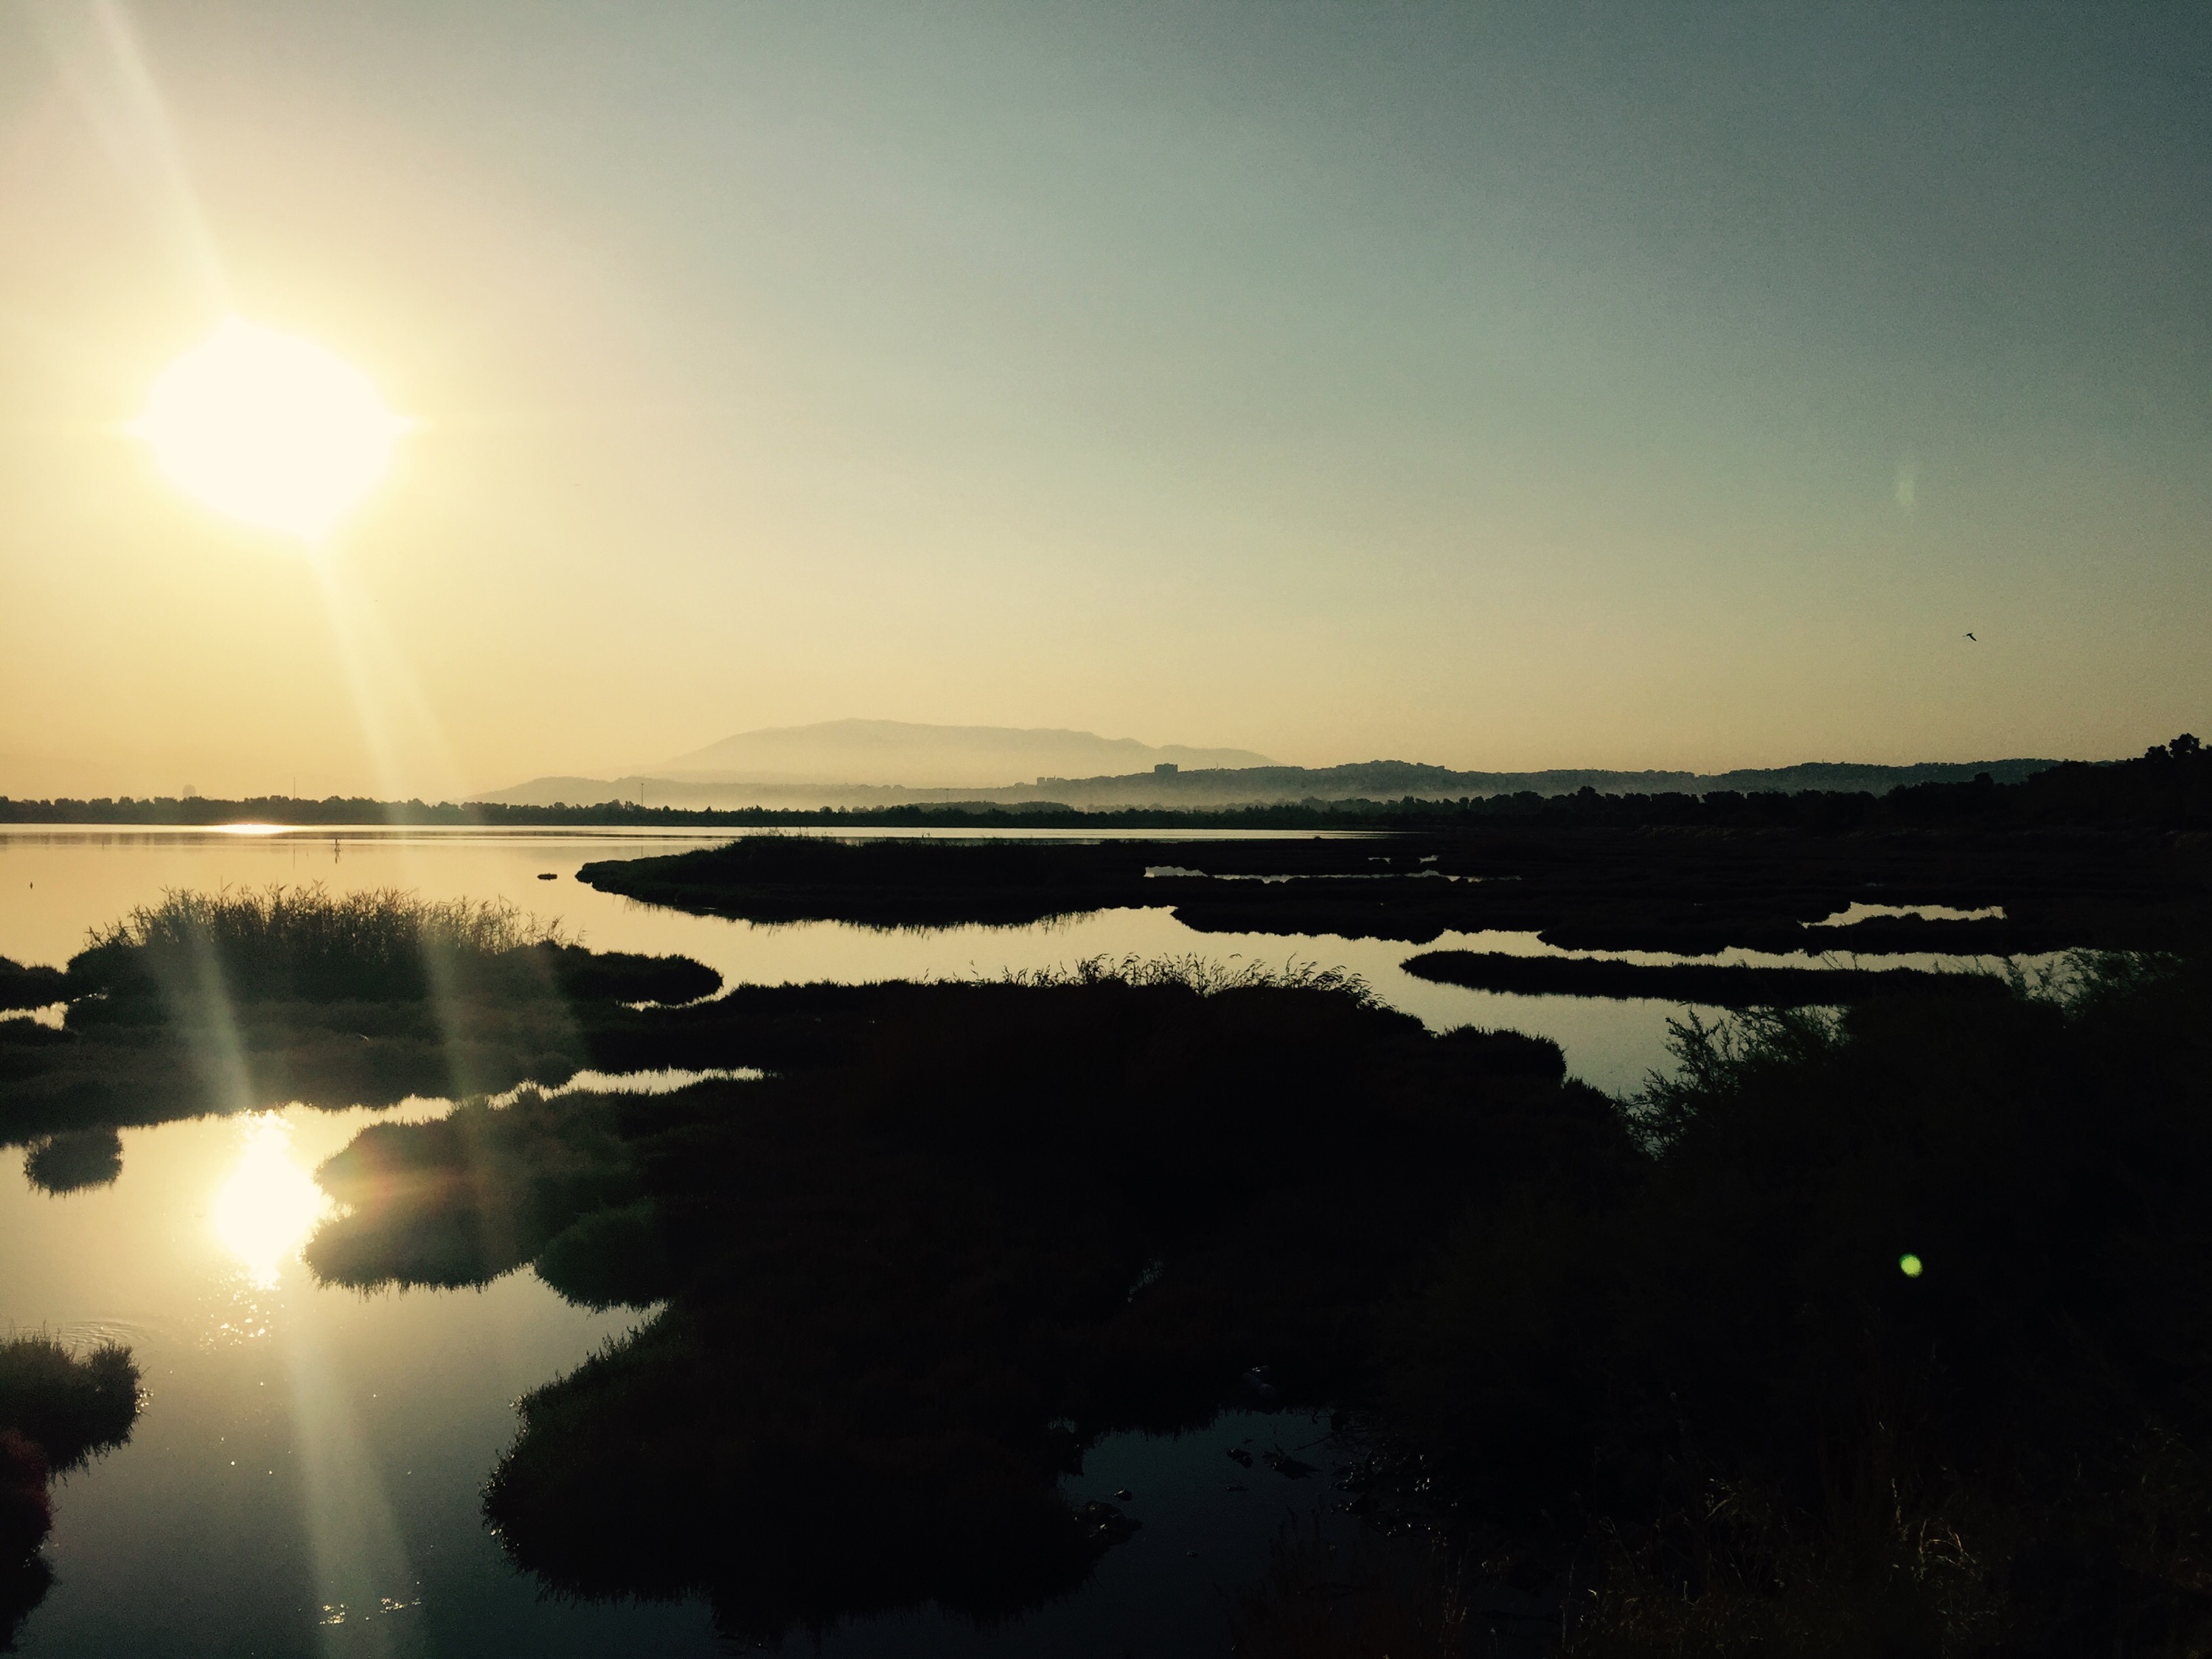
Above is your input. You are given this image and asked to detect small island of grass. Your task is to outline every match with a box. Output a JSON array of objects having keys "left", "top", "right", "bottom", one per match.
[
  {"left": 0, "top": 886, "right": 721, "bottom": 1161},
  {"left": 0, "top": 1335, "right": 142, "bottom": 1648}
]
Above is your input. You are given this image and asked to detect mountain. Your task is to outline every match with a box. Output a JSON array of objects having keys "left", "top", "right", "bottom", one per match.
[{"left": 640, "top": 720, "right": 1273, "bottom": 787}]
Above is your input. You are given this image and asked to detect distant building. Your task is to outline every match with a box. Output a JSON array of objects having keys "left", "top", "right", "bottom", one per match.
[{"left": 1154, "top": 762, "right": 1179, "bottom": 776}]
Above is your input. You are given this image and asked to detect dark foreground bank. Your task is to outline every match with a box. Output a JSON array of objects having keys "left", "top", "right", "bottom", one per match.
[
  {"left": 1385, "top": 951, "right": 2212, "bottom": 1655},
  {"left": 295, "top": 944, "right": 2212, "bottom": 1655}
]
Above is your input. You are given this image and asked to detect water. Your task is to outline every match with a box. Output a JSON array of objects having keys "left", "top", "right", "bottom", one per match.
[
  {"left": 2, "top": 1105, "right": 702, "bottom": 1658},
  {"left": 0, "top": 824, "right": 1725, "bottom": 1093},
  {"left": 0, "top": 824, "right": 1891, "bottom": 1656}
]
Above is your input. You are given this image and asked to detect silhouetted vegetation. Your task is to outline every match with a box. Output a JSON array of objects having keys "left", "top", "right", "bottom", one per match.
[
  {"left": 582, "top": 834, "right": 1155, "bottom": 926},
  {"left": 583, "top": 805, "right": 2207, "bottom": 955},
  {"left": 72, "top": 885, "right": 556, "bottom": 1002},
  {"left": 10, "top": 761, "right": 2204, "bottom": 1652},
  {"left": 0, "top": 1336, "right": 142, "bottom": 1651},
  {"left": 1402, "top": 951, "right": 2011, "bottom": 1006},
  {"left": 0, "top": 886, "right": 718, "bottom": 1155},
  {"left": 307, "top": 967, "right": 1627, "bottom": 1641},
  {"left": 293, "top": 939, "right": 2212, "bottom": 1653},
  {"left": 0, "top": 961, "right": 64, "bottom": 1015},
  {"left": 1, "top": 734, "right": 2199, "bottom": 830},
  {"left": 1382, "top": 952, "right": 2212, "bottom": 1654}
]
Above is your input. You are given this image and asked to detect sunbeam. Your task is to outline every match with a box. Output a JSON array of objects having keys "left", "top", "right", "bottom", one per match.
[{"left": 32, "top": 0, "right": 229, "bottom": 308}]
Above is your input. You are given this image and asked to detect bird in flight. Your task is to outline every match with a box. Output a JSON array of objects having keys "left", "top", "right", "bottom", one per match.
[{"left": 1964, "top": 631, "right": 1978, "bottom": 641}]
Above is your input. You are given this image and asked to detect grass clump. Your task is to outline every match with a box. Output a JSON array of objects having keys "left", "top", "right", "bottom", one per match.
[
  {"left": 71, "top": 884, "right": 556, "bottom": 1004},
  {"left": 994, "top": 950, "right": 1374, "bottom": 1001}
]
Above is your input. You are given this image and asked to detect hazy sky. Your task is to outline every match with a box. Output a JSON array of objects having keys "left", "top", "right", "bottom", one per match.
[{"left": 1, "top": 1, "right": 2206, "bottom": 797}]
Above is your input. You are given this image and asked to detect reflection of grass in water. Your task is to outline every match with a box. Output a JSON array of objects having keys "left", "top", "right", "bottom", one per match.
[
  {"left": 0, "top": 1335, "right": 142, "bottom": 1476},
  {"left": 21, "top": 1127, "right": 122, "bottom": 1193},
  {"left": 1402, "top": 949, "right": 2011, "bottom": 1006},
  {"left": 0, "top": 1333, "right": 142, "bottom": 1649}
]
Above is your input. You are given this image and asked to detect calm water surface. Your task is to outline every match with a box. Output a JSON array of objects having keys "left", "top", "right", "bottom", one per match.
[{"left": 0, "top": 825, "right": 1921, "bottom": 1655}]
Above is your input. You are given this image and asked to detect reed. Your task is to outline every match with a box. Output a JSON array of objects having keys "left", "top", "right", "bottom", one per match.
[
  {"left": 993, "top": 950, "right": 1374, "bottom": 1001},
  {"left": 72, "top": 883, "right": 558, "bottom": 1004}
]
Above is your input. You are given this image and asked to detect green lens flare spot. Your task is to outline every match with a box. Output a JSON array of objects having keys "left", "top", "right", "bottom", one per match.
[{"left": 1899, "top": 1253, "right": 1924, "bottom": 1278}]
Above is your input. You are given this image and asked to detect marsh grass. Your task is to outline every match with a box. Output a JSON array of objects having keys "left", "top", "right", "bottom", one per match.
[
  {"left": 72, "top": 884, "right": 560, "bottom": 1004},
  {"left": 993, "top": 950, "right": 1375, "bottom": 1002},
  {"left": 581, "top": 803, "right": 2212, "bottom": 956},
  {"left": 1384, "top": 948, "right": 2212, "bottom": 1655},
  {"left": 1, "top": 886, "right": 717, "bottom": 1150}
]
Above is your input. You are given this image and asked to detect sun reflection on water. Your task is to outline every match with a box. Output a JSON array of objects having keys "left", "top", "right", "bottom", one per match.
[{"left": 212, "top": 1114, "right": 329, "bottom": 1287}]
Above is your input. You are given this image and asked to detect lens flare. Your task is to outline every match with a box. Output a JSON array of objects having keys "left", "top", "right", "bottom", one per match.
[
  {"left": 132, "top": 316, "right": 410, "bottom": 544},
  {"left": 212, "top": 1114, "right": 329, "bottom": 1287},
  {"left": 1899, "top": 1253, "right": 1924, "bottom": 1278}
]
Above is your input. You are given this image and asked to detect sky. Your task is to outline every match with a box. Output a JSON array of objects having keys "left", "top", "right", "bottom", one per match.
[{"left": 1, "top": 1, "right": 2206, "bottom": 799}]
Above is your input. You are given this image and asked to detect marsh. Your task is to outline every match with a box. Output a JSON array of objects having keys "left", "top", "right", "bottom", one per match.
[{"left": 3, "top": 754, "right": 2204, "bottom": 1656}]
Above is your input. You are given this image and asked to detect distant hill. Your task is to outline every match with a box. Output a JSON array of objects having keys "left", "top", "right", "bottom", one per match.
[
  {"left": 482, "top": 749, "right": 2065, "bottom": 810},
  {"left": 641, "top": 720, "right": 1274, "bottom": 788}
]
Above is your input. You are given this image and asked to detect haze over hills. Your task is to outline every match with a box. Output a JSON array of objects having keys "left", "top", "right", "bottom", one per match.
[
  {"left": 642, "top": 720, "right": 1274, "bottom": 787},
  {"left": 482, "top": 722, "right": 2065, "bottom": 810}
]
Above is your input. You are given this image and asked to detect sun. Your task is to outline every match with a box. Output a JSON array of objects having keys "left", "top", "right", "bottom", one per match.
[{"left": 132, "top": 316, "right": 411, "bottom": 544}]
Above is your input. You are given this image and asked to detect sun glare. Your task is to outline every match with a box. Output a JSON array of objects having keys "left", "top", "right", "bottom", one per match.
[
  {"left": 133, "top": 316, "right": 410, "bottom": 544},
  {"left": 212, "top": 1113, "right": 330, "bottom": 1287}
]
